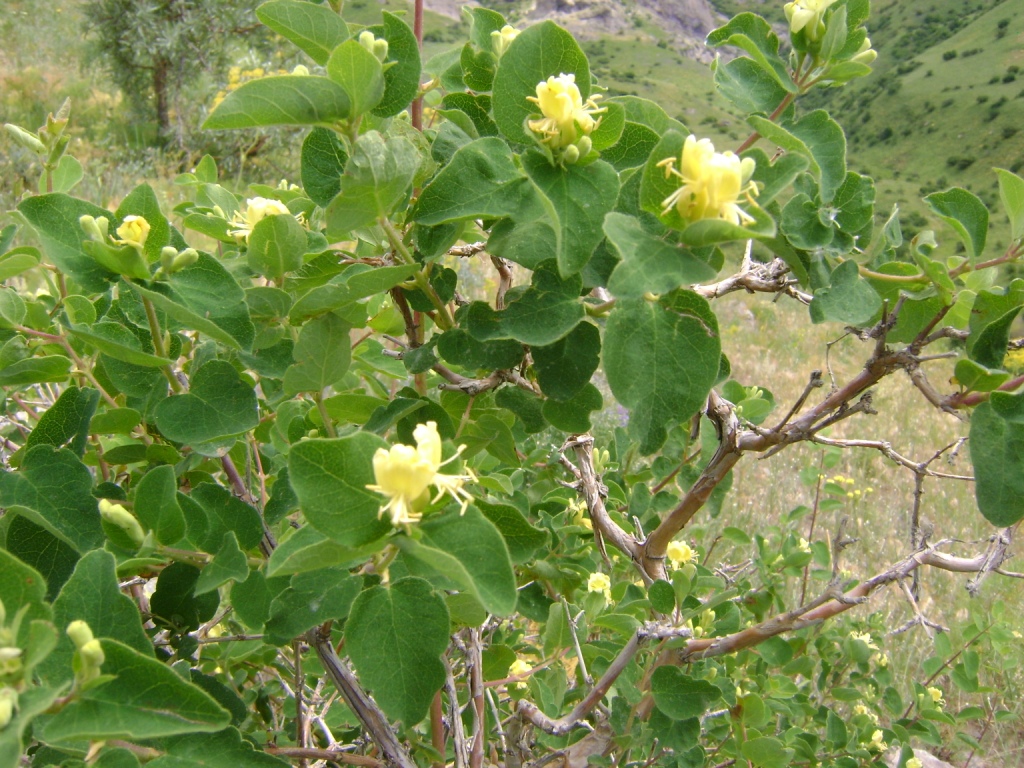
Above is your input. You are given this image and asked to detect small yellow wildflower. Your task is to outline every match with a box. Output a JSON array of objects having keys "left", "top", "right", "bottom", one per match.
[
  {"left": 853, "top": 704, "right": 879, "bottom": 725},
  {"left": 906, "top": 757, "right": 924, "bottom": 768},
  {"left": 508, "top": 658, "right": 532, "bottom": 689},
  {"left": 784, "top": 0, "right": 836, "bottom": 41},
  {"left": 656, "top": 135, "right": 758, "bottom": 226},
  {"left": 569, "top": 498, "right": 592, "bottom": 530},
  {"left": 527, "top": 73, "right": 604, "bottom": 150},
  {"left": 228, "top": 196, "right": 291, "bottom": 242},
  {"left": 867, "top": 729, "right": 887, "bottom": 752},
  {"left": 927, "top": 686, "right": 945, "bottom": 707},
  {"left": 796, "top": 537, "right": 811, "bottom": 553},
  {"left": 667, "top": 540, "right": 694, "bottom": 567},
  {"left": 113, "top": 215, "right": 150, "bottom": 249},
  {"left": 871, "top": 651, "right": 888, "bottom": 668},
  {"left": 366, "top": 422, "right": 473, "bottom": 527},
  {"left": 850, "top": 631, "right": 878, "bottom": 651},
  {"left": 587, "top": 572, "right": 612, "bottom": 600}
]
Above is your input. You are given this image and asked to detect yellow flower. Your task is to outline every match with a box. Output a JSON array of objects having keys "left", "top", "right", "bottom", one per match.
[
  {"left": 491, "top": 25, "right": 520, "bottom": 58},
  {"left": 569, "top": 498, "right": 592, "bottom": 530},
  {"left": 851, "top": 37, "right": 877, "bottom": 66},
  {"left": 927, "top": 686, "right": 945, "bottom": 707},
  {"left": 587, "top": 572, "right": 612, "bottom": 600},
  {"left": 867, "top": 729, "right": 887, "bottom": 752},
  {"left": 853, "top": 704, "right": 879, "bottom": 724},
  {"left": 850, "top": 631, "right": 878, "bottom": 651},
  {"left": 113, "top": 215, "right": 150, "bottom": 249},
  {"left": 797, "top": 537, "right": 811, "bottom": 553},
  {"left": 656, "top": 135, "right": 757, "bottom": 226},
  {"left": 907, "top": 757, "right": 923, "bottom": 768},
  {"left": 291, "top": 64, "right": 310, "bottom": 76},
  {"left": 667, "top": 540, "right": 694, "bottom": 567},
  {"left": 784, "top": 0, "right": 836, "bottom": 42},
  {"left": 508, "top": 658, "right": 532, "bottom": 689},
  {"left": 366, "top": 421, "right": 473, "bottom": 527},
  {"left": 229, "top": 196, "right": 291, "bottom": 242},
  {"left": 527, "top": 73, "right": 604, "bottom": 150}
]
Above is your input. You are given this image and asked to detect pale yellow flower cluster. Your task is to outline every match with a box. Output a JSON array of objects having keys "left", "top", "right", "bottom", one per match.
[
  {"left": 657, "top": 135, "right": 758, "bottom": 226},
  {"left": 491, "top": 25, "right": 520, "bottom": 58},
  {"left": 229, "top": 197, "right": 292, "bottom": 242},
  {"left": 867, "top": 729, "right": 887, "bottom": 752},
  {"left": 784, "top": 0, "right": 836, "bottom": 41},
  {"left": 666, "top": 540, "right": 694, "bottom": 567},
  {"left": 587, "top": 572, "right": 612, "bottom": 600},
  {"left": 527, "top": 73, "right": 604, "bottom": 151},
  {"left": 113, "top": 215, "right": 150, "bottom": 250},
  {"left": 927, "top": 686, "right": 945, "bottom": 707},
  {"left": 367, "top": 421, "right": 474, "bottom": 527},
  {"left": 508, "top": 658, "right": 532, "bottom": 689}
]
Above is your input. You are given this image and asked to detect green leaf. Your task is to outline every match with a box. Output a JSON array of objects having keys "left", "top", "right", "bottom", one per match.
[
  {"left": 439, "top": 92, "right": 498, "bottom": 137},
  {"left": 203, "top": 76, "right": 351, "bottom": 130},
  {"left": 650, "top": 666, "right": 722, "bottom": 719},
  {"left": 995, "top": 168, "right": 1024, "bottom": 241},
  {"left": 494, "top": 387, "right": 547, "bottom": 434},
  {"left": 17, "top": 194, "right": 119, "bottom": 292},
  {"left": 970, "top": 402, "right": 1024, "bottom": 527},
  {"left": 475, "top": 500, "right": 548, "bottom": 564},
  {"left": 150, "top": 562, "right": 220, "bottom": 631},
  {"left": 601, "top": 121, "right": 660, "bottom": 170},
  {"left": 44, "top": 154, "right": 84, "bottom": 194},
  {"left": 283, "top": 312, "right": 351, "bottom": 394},
  {"left": 324, "top": 131, "right": 418, "bottom": 235},
  {"left": 0, "top": 686, "right": 62, "bottom": 768},
  {"left": 287, "top": 433, "right": 392, "bottom": 546},
  {"left": 327, "top": 39, "right": 385, "bottom": 116},
  {"left": 522, "top": 152, "right": 619, "bottom": 276},
  {"left": 301, "top": 127, "right": 348, "bottom": 207},
  {"left": 266, "top": 525, "right": 380, "bottom": 577},
  {"left": 542, "top": 382, "right": 602, "bottom": 432},
  {"left": 42, "top": 639, "right": 229, "bottom": 742},
  {"left": 925, "top": 187, "right": 989, "bottom": 263},
  {"left": 345, "top": 577, "right": 450, "bottom": 725},
  {"left": 741, "top": 736, "right": 795, "bottom": 768},
  {"left": 39, "top": 550, "right": 151, "bottom": 686},
  {"left": 67, "top": 321, "right": 172, "bottom": 368},
  {"left": 256, "top": 0, "right": 349, "bottom": 65},
  {"left": 604, "top": 212, "right": 717, "bottom": 298},
  {"left": 745, "top": 149, "right": 810, "bottom": 206},
  {"left": 707, "top": 13, "right": 796, "bottom": 92},
  {"left": 194, "top": 533, "right": 250, "bottom": 595},
  {"left": 486, "top": 217, "right": 557, "bottom": 271},
  {"left": 991, "top": 389, "right": 1024, "bottom": 423},
  {"left": 26, "top": 385, "right": 98, "bottom": 457},
  {"left": 154, "top": 361, "right": 259, "bottom": 451},
  {"left": 0, "top": 287, "right": 25, "bottom": 328},
  {"left": 747, "top": 111, "right": 846, "bottom": 203},
  {"left": 604, "top": 292, "right": 721, "bottom": 454},
  {"left": 967, "top": 281, "right": 1024, "bottom": 368},
  {"left": 367, "top": 12, "right": 422, "bottom": 118},
  {"left": 532, "top": 320, "right": 600, "bottom": 401},
  {"left": 4, "top": 516, "right": 78, "bottom": 601},
  {"left": 648, "top": 580, "right": 676, "bottom": 613},
  {"left": 0, "top": 354, "right": 72, "bottom": 388},
  {"left": 414, "top": 138, "right": 534, "bottom": 225},
  {"left": 465, "top": 262, "right": 584, "bottom": 346},
  {"left": 397, "top": 506, "right": 517, "bottom": 616},
  {"left": 190, "top": 483, "right": 265, "bottom": 553},
  {"left": 265, "top": 568, "right": 362, "bottom": 644},
  {"left": 0, "top": 550, "right": 52, "bottom": 646},
  {"left": 491, "top": 20, "right": 591, "bottom": 144},
  {"left": 133, "top": 465, "right": 186, "bottom": 545},
  {"left": 713, "top": 55, "right": 790, "bottom": 114},
  {"left": 0, "top": 245, "right": 41, "bottom": 282},
  {"left": 128, "top": 252, "right": 255, "bottom": 350},
  {"left": 247, "top": 213, "right": 307, "bottom": 281},
  {"left": 954, "top": 359, "right": 1010, "bottom": 393},
  {"left": 809, "top": 259, "right": 881, "bottom": 325},
  {"left": 461, "top": 43, "right": 496, "bottom": 92},
  {"left": 149, "top": 727, "right": 289, "bottom": 768},
  {"left": 0, "top": 446, "right": 103, "bottom": 552}
]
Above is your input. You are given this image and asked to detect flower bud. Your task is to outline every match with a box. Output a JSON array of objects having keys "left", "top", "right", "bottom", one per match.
[
  {"left": 706, "top": 666, "right": 717, "bottom": 680},
  {"left": 576, "top": 135, "right": 593, "bottom": 158},
  {"left": 160, "top": 246, "right": 179, "bottom": 271},
  {"left": 851, "top": 37, "right": 877, "bottom": 65},
  {"left": 3, "top": 124, "right": 46, "bottom": 153},
  {"left": 491, "top": 25, "right": 520, "bottom": 58},
  {"left": 562, "top": 143, "right": 581, "bottom": 164},
  {"left": 0, "top": 598, "right": 5, "bottom": 628},
  {"left": 0, "top": 688, "right": 17, "bottom": 730},
  {"left": 66, "top": 620, "right": 95, "bottom": 650},
  {"left": 79, "top": 215, "right": 109, "bottom": 242},
  {"left": 99, "top": 499, "right": 146, "bottom": 546},
  {"left": 291, "top": 64, "right": 310, "bottom": 76},
  {"left": 171, "top": 248, "right": 199, "bottom": 271},
  {"left": 359, "top": 30, "right": 389, "bottom": 62},
  {"left": 79, "top": 639, "right": 105, "bottom": 668},
  {"left": 682, "top": 562, "right": 697, "bottom": 581}
]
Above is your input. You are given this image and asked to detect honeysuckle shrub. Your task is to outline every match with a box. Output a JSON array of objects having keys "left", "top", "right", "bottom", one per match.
[{"left": 1, "top": 1, "right": 1023, "bottom": 766}]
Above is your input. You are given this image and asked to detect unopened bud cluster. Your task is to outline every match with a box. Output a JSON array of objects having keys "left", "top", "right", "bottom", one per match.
[{"left": 67, "top": 620, "right": 105, "bottom": 688}]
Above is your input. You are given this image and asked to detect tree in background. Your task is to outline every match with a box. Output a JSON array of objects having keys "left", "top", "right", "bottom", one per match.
[{"left": 83, "top": 0, "right": 257, "bottom": 142}]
